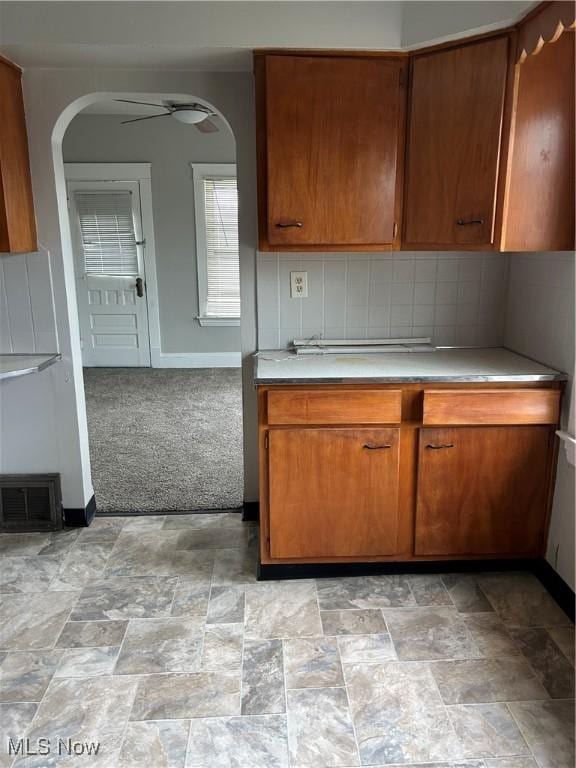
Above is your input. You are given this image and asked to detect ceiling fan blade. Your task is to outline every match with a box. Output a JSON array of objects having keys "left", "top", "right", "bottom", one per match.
[
  {"left": 115, "top": 99, "right": 168, "bottom": 109},
  {"left": 195, "top": 118, "right": 219, "bottom": 133},
  {"left": 121, "top": 113, "right": 173, "bottom": 125}
]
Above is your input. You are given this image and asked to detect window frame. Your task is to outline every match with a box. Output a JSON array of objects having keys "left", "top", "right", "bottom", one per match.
[{"left": 192, "top": 162, "right": 240, "bottom": 327}]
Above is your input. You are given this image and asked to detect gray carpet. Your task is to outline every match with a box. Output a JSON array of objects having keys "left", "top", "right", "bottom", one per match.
[{"left": 83, "top": 367, "right": 243, "bottom": 513}]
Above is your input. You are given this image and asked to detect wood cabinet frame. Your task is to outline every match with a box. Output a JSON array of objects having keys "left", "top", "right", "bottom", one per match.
[{"left": 257, "top": 380, "right": 563, "bottom": 566}]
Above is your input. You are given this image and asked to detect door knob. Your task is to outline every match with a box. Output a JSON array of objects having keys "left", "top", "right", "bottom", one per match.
[{"left": 135, "top": 277, "right": 144, "bottom": 298}]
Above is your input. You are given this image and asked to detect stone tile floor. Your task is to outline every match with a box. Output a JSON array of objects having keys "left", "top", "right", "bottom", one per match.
[{"left": 0, "top": 513, "right": 574, "bottom": 767}]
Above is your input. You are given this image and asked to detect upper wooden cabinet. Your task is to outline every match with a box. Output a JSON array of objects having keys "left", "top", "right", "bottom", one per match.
[
  {"left": 0, "top": 56, "right": 37, "bottom": 253},
  {"left": 403, "top": 37, "right": 509, "bottom": 249},
  {"left": 255, "top": 53, "right": 406, "bottom": 250},
  {"left": 500, "top": 3, "right": 575, "bottom": 251}
]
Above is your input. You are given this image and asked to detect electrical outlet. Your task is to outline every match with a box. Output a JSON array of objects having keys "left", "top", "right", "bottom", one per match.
[{"left": 290, "top": 271, "right": 308, "bottom": 298}]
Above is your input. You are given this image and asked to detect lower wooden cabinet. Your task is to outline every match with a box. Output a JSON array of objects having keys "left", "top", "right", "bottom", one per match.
[
  {"left": 268, "top": 428, "right": 400, "bottom": 558},
  {"left": 415, "top": 426, "right": 553, "bottom": 557},
  {"left": 258, "top": 383, "right": 562, "bottom": 565}
]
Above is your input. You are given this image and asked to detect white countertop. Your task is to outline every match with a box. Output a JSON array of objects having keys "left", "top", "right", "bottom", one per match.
[
  {"left": 0, "top": 353, "right": 61, "bottom": 381},
  {"left": 254, "top": 347, "right": 566, "bottom": 384}
]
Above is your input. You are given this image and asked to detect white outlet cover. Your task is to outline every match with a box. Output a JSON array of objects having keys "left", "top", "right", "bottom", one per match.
[{"left": 290, "top": 271, "right": 308, "bottom": 298}]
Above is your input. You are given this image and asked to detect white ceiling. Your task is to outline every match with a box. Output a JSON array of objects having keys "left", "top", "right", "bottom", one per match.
[{"left": 0, "top": 1, "right": 536, "bottom": 71}]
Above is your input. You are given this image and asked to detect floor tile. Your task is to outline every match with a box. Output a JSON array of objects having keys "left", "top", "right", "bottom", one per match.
[
  {"left": 441, "top": 574, "right": 494, "bottom": 613},
  {"left": 316, "top": 575, "right": 415, "bottom": 610},
  {"left": 321, "top": 609, "right": 387, "bottom": 636},
  {"left": 484, "top": 758, "right": 539, "bottom": 767},
  {"left": 478, "top": 573, "right": 571, "bottom": 627},
  {"left": 447, "top": 703, "right": 529, "bottom": 758},
  {"left": 212, "top": 547, "right": 258, "bottom": 586},
  {"left": 244, "top": 581, "right": 322, "bottom": 639},
  {"left": 284, "top": 637, "right": 344, "bottom": 689},
  {"left": 0, "top": 703, "right": 37, "bottom": 768},
  {"left": 242, "top": 639, "right": 285, "bottom": 715},
  {"left": 431, "top": 657, "right": 549, "bottom": 704},
  {"left": 337, "top": 633, "right": 396, "bottom": 663},
  {"left": 70, "top": 576, "right": 177, "bottom": 621},
  {"left": 388, "top": 763, "right": 485, "bottom": 768},
  {"left": 408, "top": 575, "right": 453, "bottom": 606},
  {"left": 104, "top": 532, "right": 215, "bottom": 579},
  {"left": 0, "top": 650, "right": 63, "bottom": 702},
  {"left": 118, "top": 720, "right": 190, "bottom": 768},
  {"left": 0, "top": 556, "right": 60, "bottom": 593},
  {"left": 548, "top": 625, "right": 575, "bottom": 664},
  {"left": 185, "top": 715, "right": 289, "bottom": 767},
  {"left": 114, "top": 618, "right": 204, "bottom": 675},
  {"left": 15, "top": 675, "right": 139, "bottom": 767},
  {"left": 201, "top": 623, "right": 243, "bottom": 671},
  {"left": 510, "top": 627, "right": 575, "bottom": 698},
  {"left": 384, "top": 607, "right": 479, "bottom": 660},
  {"left": 176, "top": 527, "right": 251, "bottom": 550},
  {"left": 162, "top": 512, "right": 243, "bottom": 530},
  {"left": 462, "top": 613, "right": 519, "bottom": 657},
  {"left": 121, "top": 515, "right": 166, "bottom": 531},
  {"left": 207, "top": 585, "right": 245, "bottom": 624},
  {"left": 170, "top": 583, "right": 210, "bottom": 618},
  {"left": 76, "top": 516, "right": 126, "bottom": 544},
  {"left": 130, "top": 671, "right": 240, "bottom": 720},
  {"left": 55, "top": 620, "right": 128, "bottom": 649},
  {"left": 0, "top": 530, "right": 79, "bottom": 558},
  {"left": 508, "top": 700, "right": 575, "bottom": 768},
  {"left": 344, "top": 661, "right": 462, "bottom": 765},
  {"left": 48, "top": 543, "right": 114, "bottom": 591},
  {"left": 0, "top": 592, "right": 78, "bottom": 651},
  {"left": 287, "top": 687, "right": 359, "bottom": 767},
  {"left": 54, "top": 645, "right": 120, "bottom": 677}
]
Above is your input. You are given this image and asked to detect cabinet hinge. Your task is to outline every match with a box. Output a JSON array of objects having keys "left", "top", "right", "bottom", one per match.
[
  {"left": 393, "top": 221, "right": 398, "bottom": 239},
  {"left": 264, "top": 433, "right": 269, "bottom": 449},
  {"left": 399, "top": 68, "right": 405, "bottom": 87}
]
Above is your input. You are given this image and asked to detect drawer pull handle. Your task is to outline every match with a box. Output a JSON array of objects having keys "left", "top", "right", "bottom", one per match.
[
  {"left": 456, "top": 218, "right": 484, "bottom": 226},
  {"left": 426, "top": 443, "right": 454, "bottom": 450},
  {"left": 363, "top": 443, "right": 392, "bottom": 450},
  {"left": 275, "top": 220, "right": 303, "bottom": 228}
]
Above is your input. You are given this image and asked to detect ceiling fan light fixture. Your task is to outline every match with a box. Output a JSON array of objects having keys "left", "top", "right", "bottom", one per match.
[{"left": 172, "top": 106, "right": 212, "bottom": 124}]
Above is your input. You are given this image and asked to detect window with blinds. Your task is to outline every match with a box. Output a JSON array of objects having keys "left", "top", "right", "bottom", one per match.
[
  {"left": 74, "top": 191, "right": 139, "bottom": 276},
  {"left": 201, "top": 177, "right": 240, "bottom": 318}
]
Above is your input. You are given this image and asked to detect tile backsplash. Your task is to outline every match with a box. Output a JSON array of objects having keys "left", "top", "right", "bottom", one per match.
[
  {"left": 0, "top": 250, "right": 59, "bottom": 354},
  {"left": 257, "top": 251, "right": 509, "bottom": 350}
]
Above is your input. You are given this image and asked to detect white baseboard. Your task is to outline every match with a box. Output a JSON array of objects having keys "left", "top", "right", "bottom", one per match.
[{"left": 153, "top": 351, "right": 241, "bottom": 368}]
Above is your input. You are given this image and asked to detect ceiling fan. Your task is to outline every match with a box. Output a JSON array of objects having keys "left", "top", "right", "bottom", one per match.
[{"left": 114, "top": 100, "right": 219, "bottom": 132}]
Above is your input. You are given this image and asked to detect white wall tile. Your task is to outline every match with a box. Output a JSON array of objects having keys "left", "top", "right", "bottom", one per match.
[
  {"left": 2, "top": 255, "right": 35, "bottom": 352},
  {"left": 257, "top": 251, "right": 508, "bottom": 350}
]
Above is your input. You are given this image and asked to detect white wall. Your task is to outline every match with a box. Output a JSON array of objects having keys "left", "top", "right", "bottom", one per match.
[
  {"left": 5, "top": 69, "right": 257, "bottom": 510},
  {"left": 505, "top": 252, "right": 575, "bottom": 590},
  {"left": 63, "top": 114, "right": 239, "bottom": 356},
  {"left": 257, "top": 251, "right": 508, "bottom": 349}
]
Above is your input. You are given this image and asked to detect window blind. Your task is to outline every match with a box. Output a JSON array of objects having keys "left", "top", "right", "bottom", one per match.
[
  {"left": 203, "top": 177, "right": 240, "bottom": 317},
  {"left": 75, "top": 191, "right": 139, "bottom": 276}
]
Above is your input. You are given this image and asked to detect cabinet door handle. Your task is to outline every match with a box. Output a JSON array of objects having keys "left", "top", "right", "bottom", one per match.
[
  {"left": 456, "top": 218, "right": 484, "bottom": 226},
  {"left": 275, "top": 220, "right": 303, "bottom": 228},
  {"left": 363, "top": 443, "right": 392, "bottom": 450},
  {"left": 426, "top": 443, "right": 454, "bottom": 450}
]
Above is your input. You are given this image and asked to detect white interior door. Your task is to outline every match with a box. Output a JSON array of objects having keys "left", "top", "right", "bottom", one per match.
[{"left": 68, "top": 180, "right": 151, "bottom": 366}]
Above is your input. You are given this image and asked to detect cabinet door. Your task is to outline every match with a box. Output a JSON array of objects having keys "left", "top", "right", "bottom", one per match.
[
  {"left": 268, "top": 428, "right": 400, "bottom": 558},
  {"left": 501, "top": 31, "right": 575, "bottom": 251},
  {"left": 0, "top": 58, "right": 37, "bottom": 253},
  {"left": 404, "top": 38, "right": 508, "bottom": 247},
  {"left": 264, "top": 55, "right": 404, "bottom": 247},
  {"left": 415, "top": 426, "right": 552, "bottom": 556}
]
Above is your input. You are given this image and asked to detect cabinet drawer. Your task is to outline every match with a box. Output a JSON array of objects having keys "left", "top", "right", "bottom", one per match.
[
  {"left": 267, "top": 389, "right": 402, "bottom": 425},
  {"left": 423, "top": 389, "right": 561, "bottom": 425}
]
